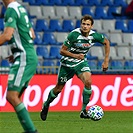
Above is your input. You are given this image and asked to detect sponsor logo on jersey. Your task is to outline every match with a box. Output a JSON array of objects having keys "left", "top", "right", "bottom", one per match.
[
  {"left": 76, "top": 43, "right": 91, "bottom": 48},
  {"left": 70, "top": 47, "right": 88, "bottom": 53}
]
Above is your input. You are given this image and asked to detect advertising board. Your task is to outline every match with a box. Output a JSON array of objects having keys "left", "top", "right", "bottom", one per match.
[{"left": 0, "top": 75, "right": 133, "bottom": 112}]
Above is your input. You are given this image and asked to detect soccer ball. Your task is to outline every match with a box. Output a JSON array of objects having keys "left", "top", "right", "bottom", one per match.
[{"left": 88, "top": 105, "right": 104, "bottom": 121}]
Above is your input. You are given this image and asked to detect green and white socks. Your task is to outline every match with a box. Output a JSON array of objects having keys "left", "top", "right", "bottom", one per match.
[
  {"left": 15, "top": 102, "right": 36, "bottom": 132},
  {"left": 44, "top": 89, "right": 57, "bottom": 108},
  {"left": 82, "top": 87, "right": 92, "bottom": 111}
]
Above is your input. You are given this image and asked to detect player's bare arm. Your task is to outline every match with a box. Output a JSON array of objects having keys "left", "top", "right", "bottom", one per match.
[
  {"left": 102, "top": 38, "right": 110, "bottom": 71},
  {"left": 30, "top": 27, "right": 36, "bottom": 40},
  {"left": 0, "top": 27, "right": 14, "bottom": 46},
  {"left": 60, "top": 44, "right": 84, "bottom": 60}
]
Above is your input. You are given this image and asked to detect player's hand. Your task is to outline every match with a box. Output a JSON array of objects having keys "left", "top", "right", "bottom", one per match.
[
  {"left": 102, "top": 61, "right": 108, "bottom": 72},
  {"left": 6, "top": 55, "right": 14, "bottom": 63},
  {"left": 76, "top": 54, "right": 84, "bottom": 60}
]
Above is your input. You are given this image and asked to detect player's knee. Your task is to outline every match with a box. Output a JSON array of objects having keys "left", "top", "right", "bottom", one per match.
[
  {"left": 6, "top": 91, "right": 20, "bottom": 107},
  {"left": 84, "top": 79, "right": 92, "bottom": 88},
  {"left": 54, "top": 84, "right": 64, "bottom": 95},
  {"left": 6, "top": 92, "right": 13, "bottom": 103},
  {"left": 54, "top": 85, "right": 63, "bottom": 95},
  {"left": 54, "top": 88, "right": 62, "bottom": 95}
]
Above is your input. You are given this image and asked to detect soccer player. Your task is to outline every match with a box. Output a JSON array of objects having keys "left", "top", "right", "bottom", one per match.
[
  {"left": 40, "top": 15, "right": 110, "bottom": 121},
  {"left": 0, "top": 0, "right": 38, "bottom": 132}
]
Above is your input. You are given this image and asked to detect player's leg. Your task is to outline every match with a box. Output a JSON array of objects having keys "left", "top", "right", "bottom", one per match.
[
  {"left": 79, "top": 72, "right": 92, "bottom": 110},
  {"left": 6, "top": 59, "right": 38, "bottom": 132},
  {"left": 6, "top": 91, "right": 37, "bottom": 132},
  {"left": 44, "top": 83, "right": 65, "bottom": 108},
  {"left": 40, "top": 83, "right": 65, "bottom": 121},
  {"left": 78, "top": 72, "right": 92, "bottom": 118},
  {"left": 40, "top": 65, "right": 74, "bottom": 121},
  {"left": 76, "top": 62, "right": 92, "bottom": 118}
]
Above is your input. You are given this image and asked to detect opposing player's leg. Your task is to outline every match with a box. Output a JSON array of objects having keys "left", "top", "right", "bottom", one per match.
[
  {"left": 6, "top": 90, "right": 38, "bottom": 132},
  {"left": 6, "top": 59, "right": 38, "bottom": 132}
]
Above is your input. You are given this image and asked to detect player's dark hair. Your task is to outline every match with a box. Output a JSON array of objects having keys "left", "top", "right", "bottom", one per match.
[{"left": 81, "top": 15, "right": 94, "bottom": 25}]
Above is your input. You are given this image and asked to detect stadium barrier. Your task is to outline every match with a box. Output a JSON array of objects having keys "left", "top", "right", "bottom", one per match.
[{"left": 1, "top": 65, "right": 133, "bottom": 74}]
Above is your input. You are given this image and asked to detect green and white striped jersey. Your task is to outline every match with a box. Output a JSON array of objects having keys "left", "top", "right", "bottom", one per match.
[
  {"left": 4, "top": 1, "right": 35, "bottom": 59},
  {"left": 61, "top": 28, "right": 105, "bottom": 67}
]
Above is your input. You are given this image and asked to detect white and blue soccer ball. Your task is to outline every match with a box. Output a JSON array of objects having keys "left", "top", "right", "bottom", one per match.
[{"left": 88, "top": 105, "right": 104, "bottom": 121}]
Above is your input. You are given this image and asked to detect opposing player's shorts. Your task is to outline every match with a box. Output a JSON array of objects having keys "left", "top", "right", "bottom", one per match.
[
  {"left": 7, "top": 56, "right": 37, "bottom": 92},
  {"left": 57, "top": 61, "right": 91, "bottom": 84}
]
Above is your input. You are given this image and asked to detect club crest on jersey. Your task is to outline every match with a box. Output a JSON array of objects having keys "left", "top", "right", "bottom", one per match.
[{"left": 8, "top": 17, "right": 13, "bottom": 23}]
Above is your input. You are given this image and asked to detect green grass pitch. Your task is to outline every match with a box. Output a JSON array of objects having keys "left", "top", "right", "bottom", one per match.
[{"left": 0, "top": 111, "right": 133, "bottom": 133}]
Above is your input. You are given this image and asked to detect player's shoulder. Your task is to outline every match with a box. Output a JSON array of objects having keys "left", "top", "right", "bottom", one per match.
[
  {"left": 69, "top": 28, "right": 81, "bottom": 36},
  {"left": 7, "top": 2, "right": 26, "bottom": 17},
  {"left": 71, "top": 28, "right": 81, "bottom": 34},
  {"left": 6, "top": 1, "right": 20, "bottom": 15},
  {"left": 66, "top": 28, "right": 81, "bottom": 41},
  {"left": 89, "top": 30, "right": 103, "bottom": 37},
  {"left": 89, "top": 30, "right": 96, "bottom": 35},
  {"left": 8, "top": 1, "right": 21, "bottom": 9}
]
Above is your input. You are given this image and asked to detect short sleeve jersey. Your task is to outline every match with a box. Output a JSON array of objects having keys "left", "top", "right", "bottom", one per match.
[
  {"left": 61, "top": 28, "right": 105, "bottom": 67},
  {"left": 4, "top": 2, "right": 35, "bottom": 59}
]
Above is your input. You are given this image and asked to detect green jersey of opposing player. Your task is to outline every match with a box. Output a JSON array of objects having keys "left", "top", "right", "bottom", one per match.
[
  {"left": 4, "top": 1, "right": 38, "bottom": 91},
  {"left": 0, "top": 1, "right": 38, "bottom": 132},
  {"left": 4, "top": 2, "right": 37, "bottom": 59},
  {"left": 61, "top": 28, "right": 105, "bottom": 67}
]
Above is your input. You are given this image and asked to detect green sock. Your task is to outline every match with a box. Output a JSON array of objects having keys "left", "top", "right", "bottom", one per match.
[
  {"left": 82, "top": 87, "right": 92, "bottom": 111},
  {"left": 15, "top": 103, "right": 36, "bottom": 132},
  {"left": 44, "top": 89, "right": 57, "bottom": 108}
]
